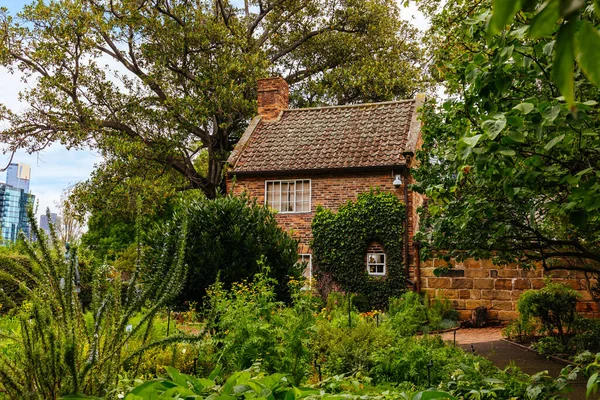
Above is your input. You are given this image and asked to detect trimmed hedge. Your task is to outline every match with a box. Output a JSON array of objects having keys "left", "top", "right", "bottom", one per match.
[{"left": 311, "top": 190, "right": 406, "bottom": 308}]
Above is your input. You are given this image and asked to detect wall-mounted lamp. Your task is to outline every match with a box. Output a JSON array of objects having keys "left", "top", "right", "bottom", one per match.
[{"left": 393, "top": 175, "right": 403, "bottom": 187}]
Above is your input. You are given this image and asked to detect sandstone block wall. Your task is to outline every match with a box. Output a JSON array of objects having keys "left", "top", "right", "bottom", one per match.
[{"left": 420, "top": 258, "right": 599, "bottom": 321}]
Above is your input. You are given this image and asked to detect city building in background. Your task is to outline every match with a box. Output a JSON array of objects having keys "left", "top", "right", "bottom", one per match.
[
  {"left": 40, "top": 212, "right": 58, "bottom": 236},
  {"left": 0, "top": 163, "right": 35, "bottom": 243},
  {"left": 7, "top": 163, "right": 31, "bottom": 193}
]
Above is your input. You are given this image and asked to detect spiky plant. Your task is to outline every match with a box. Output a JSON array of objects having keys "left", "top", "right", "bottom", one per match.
[{"left": 0, "top": 205, "right": 194, "bottom": 399}]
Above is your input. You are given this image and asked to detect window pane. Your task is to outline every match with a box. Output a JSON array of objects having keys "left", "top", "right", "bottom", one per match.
[
  {"left": 280, "top": 182, "right": 289, "bottom": 212},
  {"left": 272, "top": 182, "right": 281, "bottom": 211}
]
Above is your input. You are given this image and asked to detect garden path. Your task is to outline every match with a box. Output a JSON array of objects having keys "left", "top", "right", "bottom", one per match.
[{"left": 440, "top": 328, "right": 587, "bottom": 400}]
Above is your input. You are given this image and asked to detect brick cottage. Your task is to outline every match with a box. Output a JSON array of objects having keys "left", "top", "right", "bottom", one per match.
[{"left": 226, "top": 77, "right": 598, "bottom": 321}]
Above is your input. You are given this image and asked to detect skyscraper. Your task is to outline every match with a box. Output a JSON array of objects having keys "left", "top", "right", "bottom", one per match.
[
  {"left": 0, "top": 163, "right": 35, "bottom": 242},
  {"left": 40, "top": 212, "right": 58, "bottom": 235},
  {"left": 7, "top": 163, "right": 31, "bottom": 193},
  {"left": 0, "top": 184, "right": 35, "bottom": 242}
]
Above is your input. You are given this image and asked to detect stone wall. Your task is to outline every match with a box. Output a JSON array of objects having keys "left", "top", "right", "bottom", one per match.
[{"left": 420, "top": 257, "right": 599, "bottom": 321}]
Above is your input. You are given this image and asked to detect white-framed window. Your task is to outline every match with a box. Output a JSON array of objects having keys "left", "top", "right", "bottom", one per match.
[
  {"left": 265, "top": 179, "right": 311, "bottom": 213},
  {"left": 367, "top": 253, "right": 386, "bottom": 276}
]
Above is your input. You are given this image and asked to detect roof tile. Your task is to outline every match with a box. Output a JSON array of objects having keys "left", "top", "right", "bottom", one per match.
[{"left": 230, "top": 99, "right": 419, "bottom": 173}]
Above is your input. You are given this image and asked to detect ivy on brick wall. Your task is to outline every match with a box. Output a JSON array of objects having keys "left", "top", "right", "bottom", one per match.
[{"left": 311, "top": 190, "right": 406, "bottom": 309}]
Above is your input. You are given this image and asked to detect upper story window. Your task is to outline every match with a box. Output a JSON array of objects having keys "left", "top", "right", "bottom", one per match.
[
  {"left": 367, "top": 253, "right": 386, "bottom": 276},
  {"left": 265, "top": 180, "right": 311, "bottom": 213}
]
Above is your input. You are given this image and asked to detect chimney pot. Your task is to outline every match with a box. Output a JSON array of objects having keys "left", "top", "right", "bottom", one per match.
[{"left": 257, "top": 77, "right": 289, "bottom": 121}]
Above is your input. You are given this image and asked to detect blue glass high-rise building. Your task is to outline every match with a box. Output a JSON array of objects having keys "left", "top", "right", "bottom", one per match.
[
  {"left": 0, "top": 184, "right": 35, "bottom": 242},
  {"left": 0, "top": 164, "right": 35, "bottom": 243},
  {"left": 7, "top": 163, "right": 31, "bottom": 193}
]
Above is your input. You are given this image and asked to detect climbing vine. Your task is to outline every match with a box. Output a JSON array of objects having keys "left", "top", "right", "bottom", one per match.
[{"left": 311, "top": 190, "right": 406, "bottom": 308}]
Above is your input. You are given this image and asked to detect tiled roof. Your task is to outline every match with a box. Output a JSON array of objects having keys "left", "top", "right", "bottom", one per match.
[{"left": 229, "top": 97, "right": 423, "bottom": 173}]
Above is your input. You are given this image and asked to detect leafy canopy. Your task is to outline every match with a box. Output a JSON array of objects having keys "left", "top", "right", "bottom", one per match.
[
  {"left": 0, "top": 0, "right": 425, "bottom": 199},
  {"left": 414, "top": 0, "right": 600, "bottom": 275},
  {"left": 488, "top": 0, "right": 600, "bottom": 108}
]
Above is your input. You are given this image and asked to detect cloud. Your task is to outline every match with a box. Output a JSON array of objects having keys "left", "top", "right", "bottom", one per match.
[{"left": 0, "top": 146, "right": 100, "bottom": 219}]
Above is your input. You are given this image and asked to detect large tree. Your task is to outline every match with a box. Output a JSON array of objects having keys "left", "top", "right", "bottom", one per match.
[
  {"left": 414, "top": 0, "right": 600, "bottom": 276},
  {"left": 0, "top": 0, "right": 425, "bottom": 199}
]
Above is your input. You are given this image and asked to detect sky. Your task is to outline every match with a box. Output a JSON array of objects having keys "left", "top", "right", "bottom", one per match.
[{"left": 0, "top": 0, "right": 428, "bottom": 220}]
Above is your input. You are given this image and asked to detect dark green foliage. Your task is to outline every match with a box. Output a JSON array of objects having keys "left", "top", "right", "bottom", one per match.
[
  {"left": 414, "top": 1, "right": 600, "bottom": 278},
  {"left": 0, "top": 0, "right": 426, "bottom": 200},
  {"left": 147, "top": 194, "right": 299, "bottom": 307},
  {"left": 311, "top": 190, "right": 406, "bottom": 308},
  {"left": 121, "top": 366, "right": 321, "bottom": 399},
  {"left": 506, "top": 281, "right": 600, "bottom": 358},
  {"left": 315, "top": 317, "right": 395, "bottom": 376},
  {"left": 372, "top": 336, "right": 501, "bottom": 387},
  {"left": 571, "top": 318, "right": 600, "bottom": 353},
  {"left": 517, "top": 281, "right": 581, "bottom": 343},
  {"left": 388, "top": 292, "right": 427, "bottom": 336},
  {"left": 387, "top": 292, "right": 458, "bottom": 336},
  {"left": 0, "top": 251, "right": 34, "bottom": 314},
  {"left": 204, "top": 270, "right": 317, "bottom": 385},
  {"left": 0, "top": 207, "right": 192, "bottom": 399},
  {"left": 488, "top": 0, "right": 600, "bottom": 107}
]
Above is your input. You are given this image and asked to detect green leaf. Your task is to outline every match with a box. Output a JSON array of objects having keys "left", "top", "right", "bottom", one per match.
[
  {"left": 529, "top": 0, "right": 560, "bottom": 38},
  {"left": 544, "top": 134, "right": 565, "bottom": 150},
  {"left": 461, "top": 134, "right": 483, "bottom": 147},
  {"left": 482, "top": 114, "right": 507, "bottom": 140},
  {"left": 595, "top": 0, "right": 600, "bottom": 19},
  {"left": 512, "top": 102, "right": 535, "bottom": 114},
  {"left": 576, "top": 21, "right": 600, "bottom": 87},
  {"left": 587, "top": 372, "right": 599, "bottom": 398},
  {"left": 413, "top": 390, "right": 457, "bottom": 400},
  {"left": 543, "top": 104, "right": 561, "bottom": 121},
  {"left": 503, "top": 181, "right": 515, "bottom": 199},
  {"left": 552, "top": 19, "right": 576, "bottom": 108},
  {"left": 499, "top": 149, "right": 516, "bottom": 156},
  {"left": 507, "top": 131, "right": 526, "bottom": 142},
  {"left": 488, "top": 0, "right": 522, "bottom": 35}
]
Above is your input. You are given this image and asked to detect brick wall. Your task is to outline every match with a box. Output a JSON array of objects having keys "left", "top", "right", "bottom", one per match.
[
  {"left": 420, "top": 257, "right": 599, "bottom": 321},
  {"left": 257, "top": 77, "right": 289, "bottom": 121},
  {"left": 227, "top": 169, "right": 419, "bottom": 276}
]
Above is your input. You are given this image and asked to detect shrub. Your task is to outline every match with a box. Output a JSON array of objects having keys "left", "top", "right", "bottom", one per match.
[
  {"left": 531, "top": 336, "right": 568, "bottom": 357},
  {"left": 315, "top": 317, "right": 395, "bottom": 376},
  {"left": 503, "top": 316, "right": 537, "bottom": 342},
  {"left": 204, "top": 268, "right": 317, "bottom": 385},
  {"left": 388, "top": 292, "right": 428, "bottom": 336},
  {"left": 517, "top": 281, "right": 581, "bottom": 344},
  {"left": 311, "top": 190, "right": 406, "bottom": 309},
  {"left": 0, "top": 209, "right": 194, "bottom": 399},
  {"left": 387, "top": 292, "right": 458, "bottom": 336},
  {"left": 148, "top": 194, "right": 299, "bottom": 307},
  {"left": 572, "top": 318, "right": 600, "bottom": 353}
]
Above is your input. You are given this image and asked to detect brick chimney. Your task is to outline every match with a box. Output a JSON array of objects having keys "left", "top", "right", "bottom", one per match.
[{"left": 257, "top": 77, "right": 289, "bottom": 121}]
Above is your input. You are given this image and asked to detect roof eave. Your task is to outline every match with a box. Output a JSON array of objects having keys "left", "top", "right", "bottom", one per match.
[
  {"left": 227, "top": 164, "right": 408, "bottom": 177},
  {"left": 226, "top": 115, "right": 262, "bottom": 169}
]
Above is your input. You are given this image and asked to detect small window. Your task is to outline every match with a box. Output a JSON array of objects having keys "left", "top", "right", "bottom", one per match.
[
  {"left": 265, "top": 180, "right": 310, "bottom": 213},
  {"left": 367, "top": 253, "right": 386, "bottom": 276},
  {"left": 297, "top": 254, "right": 313, "bottom": 287}
]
